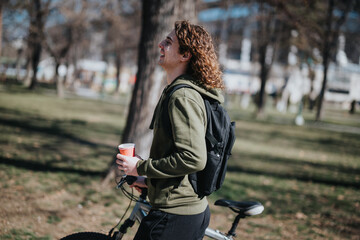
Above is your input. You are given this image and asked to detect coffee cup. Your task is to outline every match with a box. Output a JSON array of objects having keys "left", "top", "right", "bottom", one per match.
[{"left": 118, "top": 143, "right": 135, "bottom": 157}]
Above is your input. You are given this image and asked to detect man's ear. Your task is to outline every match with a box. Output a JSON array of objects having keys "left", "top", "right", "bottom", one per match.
[{"left": 181, "top": 51, "right": 192, "bottom": 62}]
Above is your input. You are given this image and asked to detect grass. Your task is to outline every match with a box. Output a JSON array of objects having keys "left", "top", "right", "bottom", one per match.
[
  {"left": 1, "top": 229, "right": 52, "bottom": 240},
  {"left": 0, "top": 82, "right": 359, "bottom": 240}
]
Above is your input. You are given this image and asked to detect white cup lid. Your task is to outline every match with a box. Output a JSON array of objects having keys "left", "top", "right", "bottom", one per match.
[{"left": 118, "top": 143, "right": 135, "bottom": 149}]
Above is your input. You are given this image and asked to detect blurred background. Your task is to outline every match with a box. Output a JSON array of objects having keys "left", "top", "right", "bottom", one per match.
[{"left": 0, "top": 0, "right": 359, "bottom": 239}]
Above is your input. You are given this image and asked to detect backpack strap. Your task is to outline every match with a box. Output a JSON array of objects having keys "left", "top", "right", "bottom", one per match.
[
  {"left": 163, "top": 84, "right": 194, "bottom": 130},
  {"left": 168, "top": 84, "right": 194, "bottom": 98},
  {"left": 166, "top": 84, "right": 221, "bottom": 151},
  {"left": 202, "top": 98, "right": 223, "bottom": 151}
]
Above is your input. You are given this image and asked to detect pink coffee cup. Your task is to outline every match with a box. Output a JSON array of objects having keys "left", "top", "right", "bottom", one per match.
[{"left": 118, "top": 143, "right": 135, "bottom": 157}]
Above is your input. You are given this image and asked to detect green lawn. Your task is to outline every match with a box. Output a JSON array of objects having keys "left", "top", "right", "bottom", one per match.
[{"left": 0, "top": 82, "right": 359, "bottom": 240}]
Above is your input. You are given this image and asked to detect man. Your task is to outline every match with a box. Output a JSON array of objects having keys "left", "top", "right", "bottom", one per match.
[{"left": 116, "top": 20, "right": 224, "bottom": 240}]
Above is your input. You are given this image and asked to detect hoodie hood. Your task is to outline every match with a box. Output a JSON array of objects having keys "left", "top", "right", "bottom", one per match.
[{"left": 167, "top": 74, "right": 224, "bottom": 104}]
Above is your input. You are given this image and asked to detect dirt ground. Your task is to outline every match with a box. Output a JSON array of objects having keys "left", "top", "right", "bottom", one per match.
[
  {"left": 0, "top": 181, "right": 268, "bottom": 240},
  {"left": 2, "top": 181, "right": 356, "bottom": 240},
  {"left": 1, "top": 181, "right": 132, "bottom": 239},
  {"left": 1, "top": 168, "right": 358, "bottom": 240}
]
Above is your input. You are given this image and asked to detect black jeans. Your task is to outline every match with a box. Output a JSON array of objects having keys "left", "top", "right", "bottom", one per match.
[{"left": 133, "top": 206, "right": 210, "bottom": 240}]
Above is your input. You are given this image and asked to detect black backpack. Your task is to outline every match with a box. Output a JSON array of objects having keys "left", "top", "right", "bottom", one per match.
[{"left": 166, "top": 84, "right": 236, "bottom": 198}]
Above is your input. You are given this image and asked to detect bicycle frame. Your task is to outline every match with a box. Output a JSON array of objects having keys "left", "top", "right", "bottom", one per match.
[
  {"left": 205, "top": 228, "right": 233, "bottom": 240},
  {"left": 114, "top": 192, "right": 234, "bottom": 240},
  {"left": 114, "top": 195, "right": 150, "bottom": 240}
]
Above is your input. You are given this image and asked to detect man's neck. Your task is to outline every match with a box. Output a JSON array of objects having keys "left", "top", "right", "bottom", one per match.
[{"left": 165, "top": 66, "right": 188, "bottom": 85}]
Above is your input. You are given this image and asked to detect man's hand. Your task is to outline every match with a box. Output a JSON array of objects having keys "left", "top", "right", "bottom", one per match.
[
  {"left": 130, "top": 176, "right": 148, "bottom": 193},
  {"left": 116, "top": 153, "right": 141, "bottom": 176}
]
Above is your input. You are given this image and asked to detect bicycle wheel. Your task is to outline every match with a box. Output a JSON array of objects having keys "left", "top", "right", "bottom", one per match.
[{"left": 60, "top": 232, "right": 112, "bottom": 240}]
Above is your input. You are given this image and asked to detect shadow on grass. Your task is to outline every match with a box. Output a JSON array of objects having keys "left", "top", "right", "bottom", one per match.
[
  {"left": 227, "top": 164, "right": 360, "bottom": 189},
  {"left": 240, "top": 152, "right": 360, "bottom": 175},
  {"left": 0, "top": 111, "right": 116, "bottom": 149},
  {"left": 1, "top": 79, "right": 56, "bottom": 91},
  {"left": 0, "top": 105, "right": 119, "bottom": 176},
  {"left": 239, "top": 127, "right": 360, "bottom": 156},
  {"left": 0, "top": 156, "right": 104, "bottom": 177}
]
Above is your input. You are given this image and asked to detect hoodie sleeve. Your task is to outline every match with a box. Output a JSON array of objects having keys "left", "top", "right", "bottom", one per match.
[{"left": 137, "top": 89, "right": 207, "bottom": 178}]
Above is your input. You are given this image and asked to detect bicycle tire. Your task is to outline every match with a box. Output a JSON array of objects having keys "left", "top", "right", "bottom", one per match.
[{"left": 60, "top": 232, "right": 113, "bottom": 240}]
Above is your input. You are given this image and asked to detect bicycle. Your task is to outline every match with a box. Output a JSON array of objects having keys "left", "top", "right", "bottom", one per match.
[{"left": 61, "top": 175, "right": 264, "bottom": 240}]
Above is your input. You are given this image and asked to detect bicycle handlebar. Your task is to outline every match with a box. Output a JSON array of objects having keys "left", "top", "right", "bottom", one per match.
[
  {"left": 116, "top": 175, "right": 137, "bottom": 189},
  {"left": 125, "top": 175, "right": 138, "bottom": 185},
  {"left": 117, "top": 175, "right": 148, "bottom": 200}
]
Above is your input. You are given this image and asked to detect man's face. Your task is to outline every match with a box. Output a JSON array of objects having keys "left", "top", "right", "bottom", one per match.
[{"left": 158, "top": 30, "right": 183, "bottom": 69}]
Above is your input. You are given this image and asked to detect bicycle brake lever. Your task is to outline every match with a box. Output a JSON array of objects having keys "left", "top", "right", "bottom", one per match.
[
  {"left": 116, "top": 176, "right": 128, "bottom": 189},
  {"left": 116, "top": 180, "right": 125, "bottom": 189}
]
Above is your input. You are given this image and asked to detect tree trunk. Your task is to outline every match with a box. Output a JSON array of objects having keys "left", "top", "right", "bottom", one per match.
[
  {"left": 28, "top": 42, "right": 41, "bottom": 89},
  {"left": 0, "top": 3, "right": 3, "bottom": 58},
  {"left": 349, "top": 100, "right": 356, "bottom": 114},
  {"left": 316, "top": 0, "right": 334, "bottom": 121},
  {"left": 316, "top": 56, "right": 329, "bottom": 121},
  {"left": 257, "top": 43, "right": 268, "bottom": 116},
  {"left": 54, "top": 61, "right": 65, "bottom": 98},
  {"left": 28, "top": 0, "right": 45, "bottom": 90},
  {"left": 115, "top": 48, "right": 121, "bottom": 93},
  {"left": 15, "top": 48, "right": 24, "bottom": 82},
  {"left": 103, "top": 0, "right": 197, "bottom": 184},
  {"left": 256, "top": 2, "right": 274, "bottom": 117},
  {"left": 63, "top": 59, "right": 69, "bottom": 85},
  {"left": 307, "top": 67, "right": 316, "bottom": 111},
  {"left": 315, "top": 0, "right": 351, "bottom": 121},
  {"left": 69, "top": 43, "right": 79, "bottom": 90}
]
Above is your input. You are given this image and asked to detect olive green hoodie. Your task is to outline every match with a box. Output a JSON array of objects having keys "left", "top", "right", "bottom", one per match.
[{"left": 136, "top": 75, "right": 224, "bottom": 215}]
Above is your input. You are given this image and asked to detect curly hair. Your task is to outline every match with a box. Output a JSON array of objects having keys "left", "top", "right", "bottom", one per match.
[{"left": 174, "top": 20, "right": 224, "bottom": 89}]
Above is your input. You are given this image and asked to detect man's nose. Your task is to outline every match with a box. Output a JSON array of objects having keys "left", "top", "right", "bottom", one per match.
[{"left": 158, "top": 40, "right": 164, "bottom": 48}]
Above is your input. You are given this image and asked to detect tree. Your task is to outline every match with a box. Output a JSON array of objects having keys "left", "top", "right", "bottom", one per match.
[
  {"left": 254, "top": 1, "right": 280, "bottom": 117},
  {"left": 45, "top": 23, "right": 73, "bottom": 98},
  {"left": 1, "top": 1, "right": 31, "bottom": 83},
  {"left": 0, "top": 1, "right": 8, "bottom": 58},
  {"left": 26, "top": 0, "right": 50, "bottom": 90},
  {"left": 103, "top": 0, "right": 198, "bottom": 183},
  {"left": 65, "top": 0, "right": 91, "bottom": 89},
  {"left": 277, "top": 0, "right": 355, "bottom": 121},
  {"left": 100, "top": 0, "right": 141, "bottom": 93},
  {"left": 44, "top": 0, "right": 89, "bottom": 97},
  {"left": 315, "top": 0, "right": 353, "bottom": 121}
]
